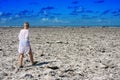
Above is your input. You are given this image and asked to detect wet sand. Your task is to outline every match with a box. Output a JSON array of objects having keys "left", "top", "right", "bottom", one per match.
[{"left": 0, "top": 27, "right": 120, "bottom": 80}]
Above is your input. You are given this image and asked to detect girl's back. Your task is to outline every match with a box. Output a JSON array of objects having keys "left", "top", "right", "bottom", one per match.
[{"left": 18, "top": 29, "right": 29, "bottom": 41}]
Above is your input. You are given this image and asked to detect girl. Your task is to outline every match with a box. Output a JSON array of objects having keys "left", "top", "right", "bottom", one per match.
[{"left": 18, "top": 22, "right": 37, "bottom": 68}]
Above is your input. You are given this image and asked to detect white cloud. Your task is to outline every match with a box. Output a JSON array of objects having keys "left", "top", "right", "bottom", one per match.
[
  {"left": 15, "top": 14, "right": 21, "bottom": 18},
  {"left": 98, "top": 19, "right": 102, "bottom": 22},
  {"left": 41, "top": 17, "right": 70, "bottom": 23},
  {"left": 0, "top": 18, "right": 7, "bottom": 23},
  {"left": 0, "top": 12, "right": 3, "bottom": 16},
  {"left": 52, "top": 18, "right": 63, "bottom": 22},
  {"left": 43, "top": 10, "right": 47, "bottom": 15},
  {"left": 8, "top": 17, "right": 12, "bottom": 20},
  {"left": 41, "top": 18, "right": 49, "bottom": 21},
  {"left": 0, "top": 17, "right": 13, "bottom": 23},
  {"left": 77, "top": 7, "right": 84, "bottom": 12},
  {"left": 53, "top": 18, "right": 70, "bottom": 23}
]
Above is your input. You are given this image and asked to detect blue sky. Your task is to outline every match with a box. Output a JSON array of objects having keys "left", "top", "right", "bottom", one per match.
[{"left": 0, "top": 0, "right": 120, "bottom": 27}]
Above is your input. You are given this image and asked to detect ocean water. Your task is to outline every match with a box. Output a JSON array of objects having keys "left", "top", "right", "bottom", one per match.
[{"left": 0, "top": 0, "right": 120, "bottom": 27}]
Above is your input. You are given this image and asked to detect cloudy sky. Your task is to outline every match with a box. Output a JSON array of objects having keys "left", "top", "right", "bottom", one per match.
[{"left": 0, "top": 0, "right": 120, "bottom": 27}]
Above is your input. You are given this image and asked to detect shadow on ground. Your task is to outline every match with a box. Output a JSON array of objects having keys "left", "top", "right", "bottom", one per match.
[{"left": 26, "top": 61, "right": 56, "bottom": 67}]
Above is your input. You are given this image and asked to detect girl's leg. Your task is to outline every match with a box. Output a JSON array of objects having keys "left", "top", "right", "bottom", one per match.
[
  {"left": 19, "top": 54, "right": 24, "bottom": 66},
  {"left": 29, "top": 49, "right": 34, "bottom": 64},
  {"left": 29, "top": 48, "right": 38, "bottom": 65}
]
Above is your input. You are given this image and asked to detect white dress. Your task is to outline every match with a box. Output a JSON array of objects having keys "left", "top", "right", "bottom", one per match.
[{"left": 18, "top": 29, "right": 31, "bottom": 54}]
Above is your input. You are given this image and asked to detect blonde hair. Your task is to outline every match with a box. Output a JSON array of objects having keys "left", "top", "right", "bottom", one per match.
[{"left": 24, "top": 22, "right": 29, "bottom": 29}]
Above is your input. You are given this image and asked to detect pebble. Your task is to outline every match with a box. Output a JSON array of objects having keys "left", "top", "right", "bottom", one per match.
[
  {"left": 0, "top": 48, "right": 2, "bottom": 51},
  {"left": 47, "top": 66, "right": 59, "bottom": 70},
  {"left": 24, "top": 74, "right": 33, "bottom": 78}
]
